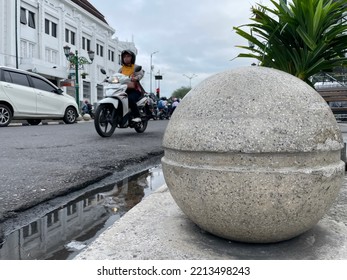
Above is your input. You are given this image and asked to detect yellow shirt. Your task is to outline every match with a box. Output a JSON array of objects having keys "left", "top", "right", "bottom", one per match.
[{"left": 121, "top": 64, "right": 135, "bottom": 76}]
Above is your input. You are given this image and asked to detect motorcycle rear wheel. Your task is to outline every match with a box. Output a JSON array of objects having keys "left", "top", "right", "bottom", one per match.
[{"left": 94, "top": 104, "right": 117, "bottom": 137}]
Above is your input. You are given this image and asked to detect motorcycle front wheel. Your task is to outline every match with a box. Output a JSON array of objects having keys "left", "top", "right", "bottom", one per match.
[
  {"left": 94, "top": 104, "right": 117, "bottom": 137},
  {"left": 134, "top": 119, "right": 148, "bottom": 133}
]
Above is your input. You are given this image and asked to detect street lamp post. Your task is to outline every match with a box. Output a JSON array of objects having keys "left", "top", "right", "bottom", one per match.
[
  {"left": 150, "top": 51, "right": 159, "bottom": 94},
  {"left": 63, "top": 45, "right": 94, "bottom": 110},
  {"left": 183, "top": 74, "right": 197, "bottom": 88}
]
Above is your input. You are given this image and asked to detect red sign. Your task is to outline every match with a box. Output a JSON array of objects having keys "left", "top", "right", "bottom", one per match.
[{"left": 60, "top": 79, "right": 75, "bottom": 87}]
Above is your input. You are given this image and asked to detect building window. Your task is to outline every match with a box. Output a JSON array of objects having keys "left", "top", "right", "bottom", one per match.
[
  {"left": 96, "top": 44, "right": 104, "bottom": 57},
  {"left": 20, "top": 8, "right": 27, "bottom": 24},
  {"left": 47, "top": 210, "right": 59, "bottom": 227},
  {"left": 82, "top": 37, "right": 91, "bottom": 51},
  {"left": 45, "top": 49, "right": 50, "bottom": 62},
  {"left": 71, "top": 31, "right": 75, "bottom": 45},
  {"left": 51, "top": 22, "right": 57, "bottom": 37},
  {"left": 20, "top": 8, "right": 35, "bottom": 29},
  {"left": 45, "top": 19, "right": 49, "bottom": 34},
  {"left": 20, "top": 40, "right": 35, "bottom": 59},
  {"left": 108, "top": 50, "right": 114, "bottom": 62},
  {"left": 45, "top": 19, "right": 57, "bottom": 38},
  {"left": 45, "top": 48, "right": 58, "bottom": 64},
  {"left": 23, "top": 221, "right": 39, "bottom": 238},
  {"left": 83, "top": 196, "right": 96, "bottom": 208},
  {"left": 67, "top": 203, "right": 77, "bottom": 216},
  {"left": 28, "top": 11, "right": 35, "bottom": 28},
  {"left": 65, "top": 29, "right": 76, "bottom": 45}
]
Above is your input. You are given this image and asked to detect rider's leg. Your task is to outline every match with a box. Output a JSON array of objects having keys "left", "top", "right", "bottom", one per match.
[{"left": 127, "top": 90, "right": 141, "bottom": 121}]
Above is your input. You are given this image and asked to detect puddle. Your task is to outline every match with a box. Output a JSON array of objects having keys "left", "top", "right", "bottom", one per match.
[{"left": 0, "top": 165, "right": 165, "bottom": 260}]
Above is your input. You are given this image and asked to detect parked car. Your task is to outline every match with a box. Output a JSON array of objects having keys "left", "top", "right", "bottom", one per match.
[{"left": 0, "top": 66, "right": 78, "bottom": 127}]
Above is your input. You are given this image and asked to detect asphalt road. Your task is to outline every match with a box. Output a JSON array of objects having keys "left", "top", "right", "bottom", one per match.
[{"left": 0, "top": 120, "right": 168, "bottom": 222}]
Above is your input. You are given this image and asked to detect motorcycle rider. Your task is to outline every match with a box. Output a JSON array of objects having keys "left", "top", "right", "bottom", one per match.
[
  {"left": 118, "top": 49, "right": 144, "bottom": 122},
  {"left": 158, "top": 97, "right": 169, "bottom": 117}
]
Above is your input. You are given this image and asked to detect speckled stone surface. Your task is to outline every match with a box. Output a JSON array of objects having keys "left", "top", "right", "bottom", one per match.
[{"left": 162, "top": 66, "right": 345, "bottom": 243}]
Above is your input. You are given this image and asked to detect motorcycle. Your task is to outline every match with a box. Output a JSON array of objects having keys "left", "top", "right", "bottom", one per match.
[
  {"left": 145, "top": 92, "right": 158, "bottom": 120},
  {"left": 157, "top": 107, "right": 170, "bottom": 120},
  {"left": 94, "top": 68, "right": 151, "bottom": 137},
  {"left": 156, "top": 98, "right": 170, "bottom": 120}
]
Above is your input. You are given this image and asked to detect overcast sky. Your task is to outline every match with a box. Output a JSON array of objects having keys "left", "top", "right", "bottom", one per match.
[{"left": 90, "top": 0, "right": 274, "bottom": 96}]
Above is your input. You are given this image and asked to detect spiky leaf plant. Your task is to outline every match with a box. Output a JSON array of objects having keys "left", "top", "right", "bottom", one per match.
[{"left": 233, "top": 0, "right": 347, "bottom": 86}]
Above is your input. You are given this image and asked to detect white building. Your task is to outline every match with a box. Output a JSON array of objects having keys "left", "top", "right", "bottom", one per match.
[{"left": 0, "top": 0, "right": 137, "bottom": 105}]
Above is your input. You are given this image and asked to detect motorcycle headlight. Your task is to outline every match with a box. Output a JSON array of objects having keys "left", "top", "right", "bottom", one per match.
[{"left": 110, "top": 76, "right": 119, "bottom": 84}]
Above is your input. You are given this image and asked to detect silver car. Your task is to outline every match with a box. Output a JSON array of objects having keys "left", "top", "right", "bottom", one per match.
[{"left": 0, "top": 66, "right": 78, "bottom": 127}]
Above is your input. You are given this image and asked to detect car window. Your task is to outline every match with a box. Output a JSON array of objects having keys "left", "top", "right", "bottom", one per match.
[
  {"left": 3, "top": 71, "right": 12, "bottom": 83},
  {"left": 7, "top": 71, "right": 30, "bottom": 87},
  {"left": 31, "top": 76, "right": 57, "bottom": 92}
]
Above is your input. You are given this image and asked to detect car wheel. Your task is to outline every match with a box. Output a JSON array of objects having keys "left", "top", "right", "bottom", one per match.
[
  {"left": 0, "top": 104, "right": 12, "bottom": 127},
  {"left": 63, "top": 106, "right": 77, "bottom": 124},
  {"left": 27, "top": 119, "right": 41, "bottom": 125}
]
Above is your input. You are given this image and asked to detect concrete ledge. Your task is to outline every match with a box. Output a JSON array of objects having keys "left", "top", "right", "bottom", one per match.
[{"left": 74, "top": 180, "right": 347, "bottom": 260}]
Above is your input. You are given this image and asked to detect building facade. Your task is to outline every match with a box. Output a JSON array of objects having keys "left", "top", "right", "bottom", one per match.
[{"left": 0, "top": 0, "right": 137, "bottom": 105}]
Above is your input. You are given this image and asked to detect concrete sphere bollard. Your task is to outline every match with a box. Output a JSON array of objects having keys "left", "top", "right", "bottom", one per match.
[
  {"left": 83, "top": 113, "right": 91, "bottom": 121},
  {"left": 162, "top": 66, "right": 345, "bottom": 243}
]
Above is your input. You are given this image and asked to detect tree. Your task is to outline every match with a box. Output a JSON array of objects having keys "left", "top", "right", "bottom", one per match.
[
  {"left": 171, "top": 86, "right": 191, "bottom": 99},
  {"left": 233, "top": 0, "right": 347, "bottom": 86}
]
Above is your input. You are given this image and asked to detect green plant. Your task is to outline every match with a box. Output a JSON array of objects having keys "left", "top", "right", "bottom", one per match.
[
  {"left": 171, "top": 86, "right": 191, "bottom": 99},
  {"left": 81, "top": 72, "right": 88, "bottom": 79},
  {"left": 233, "top": 0, "right": 347, "bottom": 86}
]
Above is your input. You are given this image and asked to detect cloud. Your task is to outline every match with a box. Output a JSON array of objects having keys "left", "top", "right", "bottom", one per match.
[{"left": 90, "top": 0, "right": 273, "bottom": 96}]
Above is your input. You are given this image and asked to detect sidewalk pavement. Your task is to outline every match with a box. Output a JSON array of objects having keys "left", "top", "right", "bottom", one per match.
[{"left": 74, "top": 124, "right": 347, "bottom": 260}]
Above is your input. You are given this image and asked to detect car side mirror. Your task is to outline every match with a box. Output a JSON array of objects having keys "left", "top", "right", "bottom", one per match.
[{"left": 55, "top": 88, "right": 63, "bottom": 94}]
